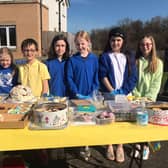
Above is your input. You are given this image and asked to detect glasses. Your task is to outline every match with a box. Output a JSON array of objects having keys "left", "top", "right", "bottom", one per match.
[
  {"left": 140, "top": 43, "right": 152, "bottom": 47},
  {"left": 23, "top": 49, "right": 36, "bottom": 53}
]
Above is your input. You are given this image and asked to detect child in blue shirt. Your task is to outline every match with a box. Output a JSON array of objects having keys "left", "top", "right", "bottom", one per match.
[
  {"left": 45, "top": 34, "right": 70, "bottom": 97},
  {"left": 65, "top": 30, "right": 99, "bottom": 160},
  {"left": 0, "top": 47, "right": 18, "bottom": 94},
  {"left": 66, "top": 30, "right": 99, "bottom": 99}
]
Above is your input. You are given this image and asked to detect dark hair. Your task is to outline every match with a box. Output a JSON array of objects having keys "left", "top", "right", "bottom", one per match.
[
  {"left": 103, "top": 27, "right": 126, "bottom": 53},
  {"left": 21, "top": 38, "right": 38, "bottom": 51},
  {"left": 109, "top": 27, "right": 125, "bottom": 39},
  {"left": 103, "top": 27, "right": 132, "bottom": 75},
  {"left": 48, "top": 34, "right": 70, "bottom": 60}
]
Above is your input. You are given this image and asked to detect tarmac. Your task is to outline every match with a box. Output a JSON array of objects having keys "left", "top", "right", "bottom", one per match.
[{"left": 29, "top": 141, "right": 168, "bottom": 168}]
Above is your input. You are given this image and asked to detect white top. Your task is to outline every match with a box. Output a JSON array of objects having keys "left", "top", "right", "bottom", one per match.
[{"left": 109, "top": 53, "right": 126, "bottom": 89}]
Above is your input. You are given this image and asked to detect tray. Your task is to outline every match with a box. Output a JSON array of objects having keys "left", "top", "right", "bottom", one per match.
[
  {"left": 146, "top": 101, "right": 168, "bottom": 109},
  {"left": 0, "top": 113, "right": 28, "bottom": 129},
  {"left": 0, "top": 103, "right": 33, "bottom": 128}
]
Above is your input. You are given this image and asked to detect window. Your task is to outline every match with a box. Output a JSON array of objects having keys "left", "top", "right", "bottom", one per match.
[{"left": 0, "top": 25, "right": 16, "bottom": 49}]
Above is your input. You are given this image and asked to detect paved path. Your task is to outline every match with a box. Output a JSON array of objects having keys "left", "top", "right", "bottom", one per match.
[{"left": 33, "top": 141, "right": 168, "bottom": 168}]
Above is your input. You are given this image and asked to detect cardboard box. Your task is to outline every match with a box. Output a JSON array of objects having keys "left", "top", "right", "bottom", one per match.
[{"left": 0, "top": 103, "right": 30, "bottom": 129}]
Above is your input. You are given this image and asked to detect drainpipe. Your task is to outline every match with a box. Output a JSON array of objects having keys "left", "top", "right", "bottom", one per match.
[
  {"left": 40, "top": 0, "right": 43, "bottom": 55},
  {"left": 58, "top": 0, "right": 63, "bottom": 32}
]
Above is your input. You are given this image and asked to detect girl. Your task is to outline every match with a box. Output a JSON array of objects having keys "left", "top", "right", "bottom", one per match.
[
  {"left": 133, "top": 35, "right": 163, "bottom": 101},
  {"left": 45, "top": 34, "right": 70, "bottom": 97},
  {"left": 99, "top": 27, "right": 137, "bottom": 162},
  {"left": 0, "top": 47, "right": 18, "bottom": 94},
  {"left": 133, "top": 35, "right": 163, "bottom": 160},
  {"left": 66, "top": 30, "right": 99, "bottom": 99},
  {"left": 65, "top": 30, "right": 99, "bottom": 160}
]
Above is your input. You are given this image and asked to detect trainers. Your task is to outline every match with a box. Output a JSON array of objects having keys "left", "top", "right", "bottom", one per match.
[
  {"left": 130, "top": 144, "right": 140, "bottom": 158},
  {"left": 143, "top": 146, "right": 150, "bottom": 160},
  {"left": 79, "top": 146, "right": 91, "bottom": 161}
]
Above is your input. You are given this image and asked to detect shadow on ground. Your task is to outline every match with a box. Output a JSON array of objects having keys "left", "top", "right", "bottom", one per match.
[{"left": 29, "top": 141, "right": 168, "bottom": 168}]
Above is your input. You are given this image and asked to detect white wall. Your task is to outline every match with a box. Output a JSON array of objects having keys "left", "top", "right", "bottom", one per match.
[{"left": 42, "top": 0, "right": 68, "bottom": 32}]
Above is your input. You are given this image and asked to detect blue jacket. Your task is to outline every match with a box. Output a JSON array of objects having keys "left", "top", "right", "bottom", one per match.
[
  {"left": 99, "top": 52, "right": 137, "bottom": 94},
  {"left": 0, "top": 66, "right": 18, "bottom": 94},
  {"left": 65, "top": 52, "right": 99, "bottom": 98},
  {"left": 45, "top": 58, "right": 66, "bottom": 97}
]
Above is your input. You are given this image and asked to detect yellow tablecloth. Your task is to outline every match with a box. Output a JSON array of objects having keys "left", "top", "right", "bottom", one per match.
[{"left": 0, "top": 122, "right": 168, "bottom": 151}]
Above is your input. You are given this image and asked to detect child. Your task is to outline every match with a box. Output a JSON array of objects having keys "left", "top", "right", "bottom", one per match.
[
  {"left": 133, "top": 35, "right": 163, "bottom": 101},
  {"left": 66, "top": 30, "right": 99, "bottom": 99},
  {"left": 0, "top": 47, "right": 18, "bottom": 94},
  {"left": 65, "top": 31, "right": 99, "bottom": 160},
  {"left": 133, "top": 35, "right": 163, "bottom": 160},
  {"left": 18, "top": 38, "right": 50, "bottom": 97},
  {"left": 99, "top": 27, "right": 137, "bottom": 162},
  {"left": 45, "top": 34, "right": 70, "bottom": 97}
]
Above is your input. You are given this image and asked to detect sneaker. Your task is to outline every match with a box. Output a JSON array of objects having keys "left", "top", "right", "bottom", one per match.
[
  {"left": 143, "top": 146, "right": 150, "bottom": 160},
  {"left": 79, "top": 146, "right": 91, "bottom": 161},
  {"left": 130, "top": 144, "right": 140, "bottom": 158}
]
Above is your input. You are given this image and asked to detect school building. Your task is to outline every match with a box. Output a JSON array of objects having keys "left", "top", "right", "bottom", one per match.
[{"left": 0, "top": 0, "right": 70, "bottom": 59}]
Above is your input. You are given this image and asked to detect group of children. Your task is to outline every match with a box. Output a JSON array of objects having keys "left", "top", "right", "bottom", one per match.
[{"left": 0, "top": 27, "right": 164, "bottom": 163}]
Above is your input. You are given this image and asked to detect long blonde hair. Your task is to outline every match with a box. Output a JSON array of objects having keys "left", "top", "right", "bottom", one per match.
[
  {"left": 74, "top": 30, "right": 92, "bottom": 52},
  {"left": 136, "top": 35, "right": 158, "bottom": 73}
]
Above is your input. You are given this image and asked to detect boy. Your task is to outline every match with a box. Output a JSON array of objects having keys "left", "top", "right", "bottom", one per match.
[{"left": 18, "top": 38, "right": 50, "bottom": 97}]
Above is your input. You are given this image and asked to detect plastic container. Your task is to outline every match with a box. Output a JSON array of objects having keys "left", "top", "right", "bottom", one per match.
[
  {"left": 95, "top": 117, "right": 113, "bottom": 125},
  {"left": 104, "top": 100, "right": 131, "bottom": 112},
  {"left": 95, "top": 111, "right": 115, "bottom": 125},
  {"left": 136, "top": 111, "right": 148, "bottom": 126},
  {"left": 104, "top": 100, "right": 136, "bottom": 121}
]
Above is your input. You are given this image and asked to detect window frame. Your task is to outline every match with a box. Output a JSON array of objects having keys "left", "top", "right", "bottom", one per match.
[{"left": 0, "top": 25, "right": 16, "bottom": 49}]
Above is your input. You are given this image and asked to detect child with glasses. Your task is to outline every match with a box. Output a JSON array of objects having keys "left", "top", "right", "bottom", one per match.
[
  {"left": 132, "top": 35, "right": 163, "bottom": 160},
  {"left": 133, "top": 35, "right": 163, "bottom": 101},
  {"left": 18, "top": 38, "right": 50, "bottom": 97}
]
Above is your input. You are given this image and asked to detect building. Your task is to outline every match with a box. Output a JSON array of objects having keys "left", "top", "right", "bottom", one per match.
[{"left": 0, "top": 0, "right": 70, "bottom": 58}]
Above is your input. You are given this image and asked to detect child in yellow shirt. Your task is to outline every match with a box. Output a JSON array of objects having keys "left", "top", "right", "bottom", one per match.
[{"left": 18, "top": 38, "right": 50, "bottom": 97}]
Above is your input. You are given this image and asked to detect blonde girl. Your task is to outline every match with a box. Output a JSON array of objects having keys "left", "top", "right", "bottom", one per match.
[
  {"left": 0, "top": 47, "right": 18, "bottom": 93},
  {"left": 66, "top": 30, "right": 99, "bottom": 99}
]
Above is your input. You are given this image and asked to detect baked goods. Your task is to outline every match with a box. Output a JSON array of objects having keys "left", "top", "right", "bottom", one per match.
[
  {"left": 33, "top": 102, "right": 68, "bottom": 128},
  {"left": 147, "top": 102, "right": 168, "bottom": 110},
  {"left": 96, "top": 111, "right": 115, "bottom": 125},
  {"left": 10, "top": 85, "right": 34, "bottom": 102},
  {"left": 149, "top": 108, "right": 168, "bottom": 126}
]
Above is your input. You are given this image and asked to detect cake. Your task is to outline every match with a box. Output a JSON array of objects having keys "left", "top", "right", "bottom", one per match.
[
  {"left": 10, "top": 85, "right": 35, "bottom": 102},
  {"left": 33, "top": 102, "right": 68, "bottom": 128},
  {"left": 149, "top": 108, "right": 168, "bottom": 126}
]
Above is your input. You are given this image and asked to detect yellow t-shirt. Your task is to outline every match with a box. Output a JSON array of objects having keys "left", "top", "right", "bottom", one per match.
[{"left": 18, "top": 59, "right": 50, "bottom": 97}]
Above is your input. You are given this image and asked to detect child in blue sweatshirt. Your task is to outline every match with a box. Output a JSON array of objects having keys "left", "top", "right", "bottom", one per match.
[
  {"left": 66, "top": 30, "right": 99, "bottom": 99},
  {"left": 65, "top": 30, "right": 99, "bottom": 160},
  {"left": 45, "top": 34, "right": 70, "bottom": 97}
]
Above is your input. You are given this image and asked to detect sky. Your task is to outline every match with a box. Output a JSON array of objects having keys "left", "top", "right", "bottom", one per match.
[{"left": 68, "top": 0, "right": 168, "bottom": 33}]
